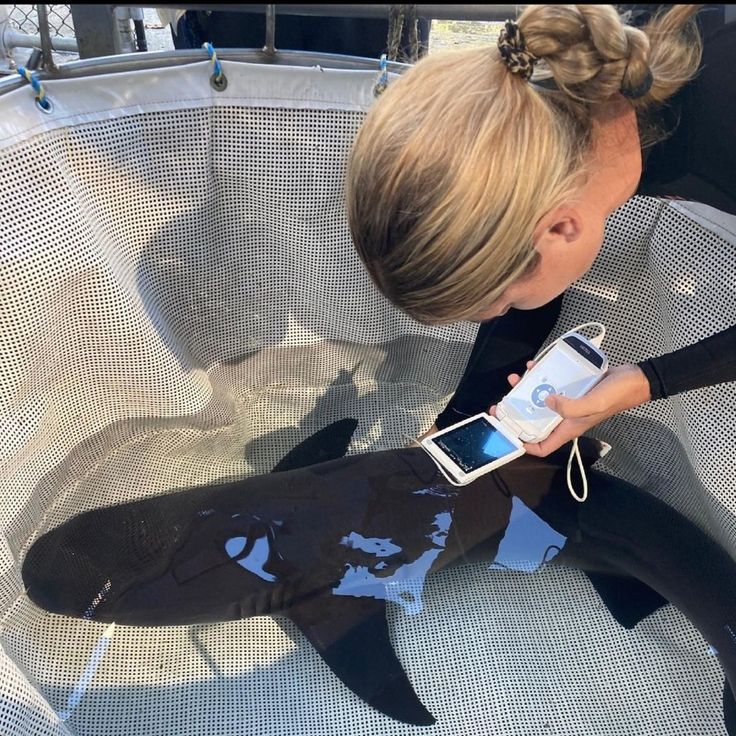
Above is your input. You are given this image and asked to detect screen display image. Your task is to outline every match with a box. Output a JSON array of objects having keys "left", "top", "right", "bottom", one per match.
[{"left": 434, "top": 418, "right": 518, "bottom": 473}]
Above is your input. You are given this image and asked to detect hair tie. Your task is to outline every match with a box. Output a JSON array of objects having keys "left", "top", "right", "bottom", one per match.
[{"left": 497, "top": 19, "right": 538, "bottom": 81}]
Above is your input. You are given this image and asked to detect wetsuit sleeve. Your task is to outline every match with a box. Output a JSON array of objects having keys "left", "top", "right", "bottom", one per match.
[
  {"left": 634, "top": 18, "right": 736, "bottom": 400},
  {"left": 637, "top": 325, "right": 736, "bottom": 401}
]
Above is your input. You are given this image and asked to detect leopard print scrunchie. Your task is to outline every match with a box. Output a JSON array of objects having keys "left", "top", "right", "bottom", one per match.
[{"left": 497, "top": 19, "right": 538, "bottom": 81}]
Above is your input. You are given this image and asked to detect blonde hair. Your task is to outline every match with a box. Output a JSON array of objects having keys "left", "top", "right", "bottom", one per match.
[{"left": 346, "top": 4, "right": 703, "bottom": 324}]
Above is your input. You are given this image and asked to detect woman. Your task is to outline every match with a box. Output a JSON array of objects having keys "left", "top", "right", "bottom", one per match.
[{"left": 346, "top": 4, "right": 735, "bottom": 457}]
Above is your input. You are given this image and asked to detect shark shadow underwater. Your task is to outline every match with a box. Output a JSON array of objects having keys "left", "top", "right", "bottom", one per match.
[{"left": 22, "top": 419, "right": 736, "bottom": 732}]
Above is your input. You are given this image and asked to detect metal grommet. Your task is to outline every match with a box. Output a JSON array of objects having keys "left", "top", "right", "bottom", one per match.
[
  {"left": 210, "top": 73, "right": 228, "bottom": 92},
  {"left": 35, "top": 96, "right": 53, "bottom": 114}
]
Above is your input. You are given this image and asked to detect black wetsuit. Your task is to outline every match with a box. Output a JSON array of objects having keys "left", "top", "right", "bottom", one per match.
[{"left": 437, "top": 13, "right": 736, "bottom": 428}]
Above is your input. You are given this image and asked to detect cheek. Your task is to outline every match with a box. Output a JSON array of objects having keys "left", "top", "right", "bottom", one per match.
[
  {"left": 558, "top": 231, "right": 605, "bottom": 289},
  {"left": 507, "top": 243, "right": 604, "bottom": 309},
  {"left": 588, "top": 218, "right": 607, "bottom": 257},
  {"left": 504, "top": 220, "right": 608, "bottom": 311}
]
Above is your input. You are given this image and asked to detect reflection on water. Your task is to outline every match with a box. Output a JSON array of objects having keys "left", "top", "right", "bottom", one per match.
[
  {"left": 331, "top": 492, "right": 566, "bottom": 613},
  {"left": 225, "top": 535, "right": 277, "bottom": 583},
  {"left": 340, "top": 532, "right": 402, "bottom": 558},
  {"left": 222, "top": 491, "right": 566, "bottom": 610},
  {"left": 333, "top": 511, "right": 452, "bottom": 615},
  {"left": 491, "top": 497, "right": 567, "bottom": 574}
]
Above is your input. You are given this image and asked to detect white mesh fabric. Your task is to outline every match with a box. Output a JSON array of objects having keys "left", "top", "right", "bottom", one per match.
[
  {"left": 0, "top": 565, "right": 727, "bottom": 736},
  {"left": 0, "top": 60, "right": 731, "bottom": 736},
  {"left": 550, "top": 197, "right": 736, "bottom": 556}
]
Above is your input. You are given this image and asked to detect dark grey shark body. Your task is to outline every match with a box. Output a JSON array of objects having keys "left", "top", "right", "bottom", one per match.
[{"left": 22, "top": 423, "right": 736, "bottom": 731}]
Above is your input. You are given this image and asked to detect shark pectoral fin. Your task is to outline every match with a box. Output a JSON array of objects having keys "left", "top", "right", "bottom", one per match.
[
  {"left": 287, "top": 594, "right": 435, "bottom": 726},
  {"left": 725, "top": 681, "right": 736, "bottom": 736},
  {"left": 586, "top": 571, "right": 668, "bottom": 629}
]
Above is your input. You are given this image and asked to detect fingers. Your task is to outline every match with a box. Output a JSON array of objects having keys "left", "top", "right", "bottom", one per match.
[
  {"left": 523, "top": 437, "right": 563, "bottom": 457},
  {"left": 506, "top": 360, "right": 535, "bottom": 388},
  {"left": 417, "top": 424, "right": 438, "bottom": 442},
  {"left": 502, "top": 364, "right": 648, "bottom": 458},
  {"left": 507, "top": 373, "right": 521, "bottom": 387},
  {"left": 521, "top": 442, "right": 547, "bottom": 457}
]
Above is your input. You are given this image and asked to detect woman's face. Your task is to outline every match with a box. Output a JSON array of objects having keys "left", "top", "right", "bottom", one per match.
[{"left": 469, "top": 97, "right": 642, "bottom": 323}]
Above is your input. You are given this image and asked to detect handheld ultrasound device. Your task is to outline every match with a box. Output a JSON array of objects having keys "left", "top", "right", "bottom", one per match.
[
  {"left": 422, "top": 329, "right": 608, "bottom": 490},
  {"left": 495, "top": 332, "right": 608, "bottom": 444}
]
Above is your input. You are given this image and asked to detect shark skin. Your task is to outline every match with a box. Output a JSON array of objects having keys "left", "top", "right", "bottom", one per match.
[{"left": 21, "top": 430, "right": 736, "bottom": 732}]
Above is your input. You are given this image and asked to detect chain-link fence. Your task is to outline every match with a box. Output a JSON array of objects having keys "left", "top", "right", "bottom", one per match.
[
  {"left": 9, "top": 4, "right": 75, "bottom": 37},
  {"left": 4, "top": 7, "right": 509, "bottom": 63},
  {"left": 3, "top": 4, "right": 78, "bottom": 70}
]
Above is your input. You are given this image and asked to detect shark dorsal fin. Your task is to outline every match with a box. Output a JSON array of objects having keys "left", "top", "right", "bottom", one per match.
[{"left": 271, "top": 418, "right": 359, "bottom": 473}]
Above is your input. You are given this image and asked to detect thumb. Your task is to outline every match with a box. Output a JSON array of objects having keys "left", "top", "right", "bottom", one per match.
[{"left": 545, "top": 392, "right": 600, "bottom": 419}]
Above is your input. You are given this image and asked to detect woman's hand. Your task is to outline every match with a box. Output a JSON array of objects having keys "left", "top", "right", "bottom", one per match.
[{"left": 489, "top": 361, "right": 652, "bottom": 457}]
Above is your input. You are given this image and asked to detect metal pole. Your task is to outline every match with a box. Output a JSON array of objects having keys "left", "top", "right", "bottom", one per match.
[
  {"left": 263, "top": 4, "right": 276, "bottom": 56},
  {"left": 36, "top": 4, "right": 57, "bottom": 71},
  {"left": 113, "top": 7, "right": 136, "bottom": 53},
  {"left": 25, "top": 48, "right": 43, "bottom": 69},
  {"left": 4, "top": 28, "right": 79, "bottom": 53},
  {"left": 70, "top": 4, "right": 122, "bottom": 59}
]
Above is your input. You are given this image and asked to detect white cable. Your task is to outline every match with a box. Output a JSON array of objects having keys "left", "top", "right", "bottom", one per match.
[{"left": 567, "top": 438, "right": 588, "bottom": 503}]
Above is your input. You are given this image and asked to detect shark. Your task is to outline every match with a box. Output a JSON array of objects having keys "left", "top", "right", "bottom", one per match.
[{"left": 21, "top": 419, "right": 736, "bottom": 733}]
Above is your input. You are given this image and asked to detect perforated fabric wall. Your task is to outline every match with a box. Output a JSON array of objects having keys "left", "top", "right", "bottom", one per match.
[
  {"left": 0, "top": 60, "right": 730, "bottom": 736},
  {"left": 549, "top": 197, "right": 736, "bottom": 556}
]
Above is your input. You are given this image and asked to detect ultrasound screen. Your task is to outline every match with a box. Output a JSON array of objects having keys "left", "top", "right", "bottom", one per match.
[{"left": 434, "top": 417, "right": 518, "bottom": 473}]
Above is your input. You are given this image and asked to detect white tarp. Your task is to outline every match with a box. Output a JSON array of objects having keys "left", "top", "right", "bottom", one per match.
[{"left": 0, "top": 58, "right": 732, "bottom": 736}]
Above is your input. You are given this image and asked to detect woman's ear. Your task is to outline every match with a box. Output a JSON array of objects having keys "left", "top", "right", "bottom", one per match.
[{"left": 533, "top": 206, "right": 583, "bottom": 253}]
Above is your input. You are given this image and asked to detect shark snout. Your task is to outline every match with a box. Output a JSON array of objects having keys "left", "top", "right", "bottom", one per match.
[{"left": 22, "top": 528, "right": 112, "bottom": 619}]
